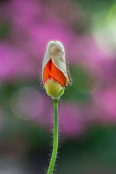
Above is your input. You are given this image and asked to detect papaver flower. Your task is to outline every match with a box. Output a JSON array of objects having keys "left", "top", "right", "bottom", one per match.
[
  {"left": 42, "top": 41, "right": 71, "bottom": 99},
  {"left": 42, "top": 41, "right": 71, "bottom": 174}
]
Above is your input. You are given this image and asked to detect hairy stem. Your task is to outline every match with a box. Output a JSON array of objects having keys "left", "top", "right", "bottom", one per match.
[{"left": 47, "top": 99, "right": 59, "bottom": 174}]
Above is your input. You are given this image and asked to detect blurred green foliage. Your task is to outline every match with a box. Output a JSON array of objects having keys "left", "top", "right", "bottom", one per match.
[
  {"left": 57, "top": 126, "right": 116, "bottom": 174},
  {"left": 0, "top": 21, "right": 11, "bottom": 40},
  {"left": 74, "top": 0, "right": 116, "bottom": 13}
]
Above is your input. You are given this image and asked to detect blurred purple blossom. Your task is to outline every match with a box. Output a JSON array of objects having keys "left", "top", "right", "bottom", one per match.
[
  {"left": 0, "top": 43, "right": 37, "bottom": 82},
  {"left": 0, "top": 0, "right": 110, "bottom": 83},
  {"left": 58, "top": 103, "right": 85, "bottom": 138},
  {"left": 92, "top": 85, "right": 116, "bottom": 123}
]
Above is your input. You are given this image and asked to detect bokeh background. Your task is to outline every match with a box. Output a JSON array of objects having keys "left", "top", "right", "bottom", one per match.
[{"left": 0, "top": 0, "right": 116, "bottom": 173}]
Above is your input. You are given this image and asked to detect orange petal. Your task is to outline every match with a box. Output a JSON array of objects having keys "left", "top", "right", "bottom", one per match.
[{"left": 43, "top": 59, "right": 66, "bottom": 87}]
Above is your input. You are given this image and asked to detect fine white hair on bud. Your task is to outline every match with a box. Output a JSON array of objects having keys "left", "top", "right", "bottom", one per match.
[{"left": 42, "top": 40, "right": 70, "bottom": 86}]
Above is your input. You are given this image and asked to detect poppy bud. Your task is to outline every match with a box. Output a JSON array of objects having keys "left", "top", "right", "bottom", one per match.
[{"left": 42, "top": 41, "right": 70, "bottom": 99}]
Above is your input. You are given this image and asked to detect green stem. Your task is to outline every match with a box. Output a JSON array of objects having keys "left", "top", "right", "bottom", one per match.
[{"left": 47, "top": 99, "right": 59, "bottom": 174}]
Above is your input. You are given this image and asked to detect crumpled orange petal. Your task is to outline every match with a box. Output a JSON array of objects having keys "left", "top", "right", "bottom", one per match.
[{"left": 43, "top": 59, "right": 66, "bottom": 87}]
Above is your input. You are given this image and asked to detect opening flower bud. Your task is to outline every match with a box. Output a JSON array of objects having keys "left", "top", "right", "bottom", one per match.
[{"left": 42, "top": 41, "right": 70, "bottom": 99}]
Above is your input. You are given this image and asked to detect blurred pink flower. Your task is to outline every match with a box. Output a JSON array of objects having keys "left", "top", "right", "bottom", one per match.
[
  {"left": 99, "top": 59, "right": 116, "bottom": 85},
  {"left": 0, "top": 43, "right": 38, "bottom": 82},
  {"left": 92, "top": 85, "right": 116, "bottom": 122},
  {"left": 0, "top": 0, "right": 110, "bottom": 83},
  {"left": 58, "top": 103, "right": 85, "bottom": 138}
]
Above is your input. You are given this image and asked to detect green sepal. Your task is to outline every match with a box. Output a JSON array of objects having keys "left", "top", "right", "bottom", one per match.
[{"left": 58, "top": 87, "right": 65, "bottom": 97}]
